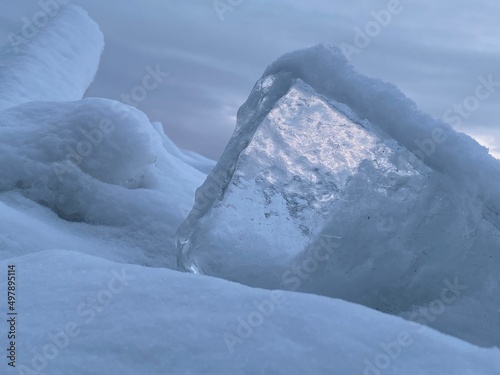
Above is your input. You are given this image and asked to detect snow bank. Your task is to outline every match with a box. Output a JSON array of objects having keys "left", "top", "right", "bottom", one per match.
[
  {"left": 0, "top": 3, "right": 215, "bottom": 269},
  {"left": 0, "top": 5, "right": 104, "bottom": 110},
  {"left": 0, "top": 98, "right": 207, "bottom": 267},
  {"left": 0, "top": 192, "right": 151, "bottom": 265},
  {"left": 2, "top": 250, "right": 499, "bottom": 375}
]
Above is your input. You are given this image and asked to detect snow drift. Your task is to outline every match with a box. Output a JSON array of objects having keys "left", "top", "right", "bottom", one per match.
[
  {"left": 0, "top": 5, "right": 104, "bottom": 110},
  {"left": 177, "top": 45, "right": 500, "bottom": 347},
  {"left": 0, "top": 6, "right": 210, "bottom": 267},
  {"left": 2, "top": 250, "right": 499, "bottom": 375},
  {"left": 0, "top": 98, "right": 208, "bottom": 266}
]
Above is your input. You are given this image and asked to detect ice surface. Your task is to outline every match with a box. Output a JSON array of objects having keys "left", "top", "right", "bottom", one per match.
[
  {"left": 177, "top": 45, "right": 500, "bottom": 347},
  {"left": 0, "top": 5, "right": 104, "bottom": 110},
  {"left": 2, "top": 250, "right": 499, "bottom": 375},
  {"left": 178, "top": 78, "right": 429, "bottom": 280},
  {"left": 262, "top": 45, "right": 500, "bottom": 213}
]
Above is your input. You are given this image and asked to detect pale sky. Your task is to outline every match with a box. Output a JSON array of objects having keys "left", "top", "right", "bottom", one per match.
[{"left": 1, "top": 0, "right": 499, "bottom": 159}]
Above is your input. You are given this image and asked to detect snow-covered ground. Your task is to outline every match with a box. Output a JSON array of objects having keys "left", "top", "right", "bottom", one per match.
[
  {"left": 2, "top": 250, "right": 500, "bottom": 375},
  {"left": 1, "top": 4, "right": 499, "bottom": 375}
]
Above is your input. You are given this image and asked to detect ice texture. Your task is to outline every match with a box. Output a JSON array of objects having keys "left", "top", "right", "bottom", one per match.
[{"left": 177, "top": 45, "right": 500, "bottom": 347}]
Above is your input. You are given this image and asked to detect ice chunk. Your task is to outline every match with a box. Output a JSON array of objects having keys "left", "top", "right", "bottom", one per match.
[
  {"left": 262, "top": 45, "right": 500, "bottom": 212},
  {"left": 178, "top": 78, "right": 430, "bottom": 283},
  {"left": 177, "top": 45, "right": 500, "bottom": 347}
]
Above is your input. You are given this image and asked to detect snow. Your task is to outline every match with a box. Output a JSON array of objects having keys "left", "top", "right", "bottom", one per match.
[
  {"left": 0, "top": 98, "right": 209, "bottom": 267},
  {"left": 0, "top": 5, "right": 213, "bottom": 267},
  {"left": 0, "top": 5, "right": 499, "bottom": 373},
  {"left": 2, "top": 250, "right": 500, "bottom": 375},
  {"left": 0, "top": 5, "right": 104, "bottom": 110},
  {"left": 152, "top": 122, "right": 216, "bottom": 174},
  {"left": 177, "top": 45, "right": 500, "bottom": 347}
]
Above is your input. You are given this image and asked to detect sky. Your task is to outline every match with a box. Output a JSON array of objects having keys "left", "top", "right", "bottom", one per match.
[{"left": 1, "top": 0, "right": 500, "bottom": 160}]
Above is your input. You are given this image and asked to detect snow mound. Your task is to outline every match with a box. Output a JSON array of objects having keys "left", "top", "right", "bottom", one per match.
[
  {"left": 0, "top": 5, "right": 104, "bottom": 110},
  {"left": 0, "top": 98, "right": 208, "bottom": 267},
  {"left": 177, "top": 45, "right": 500, "bottom": 347},
  {"left": 0, "top": 3, "right": 215, "bottom": 269},
  {"left": 2, "top": 250, "right": 499, "bottom": 375}
]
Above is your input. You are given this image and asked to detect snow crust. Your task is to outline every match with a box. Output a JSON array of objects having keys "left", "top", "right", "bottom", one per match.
[
  {"left": 0, "top": 5, "right": 104, "bottom": 110},
  {"left": 2, "top": 250, "right": 500, "bottom": 375}
]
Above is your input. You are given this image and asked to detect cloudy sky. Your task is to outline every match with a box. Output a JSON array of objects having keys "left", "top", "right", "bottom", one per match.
[{"left": 1, "top": 0, "right": 499, "bottom": 159}]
